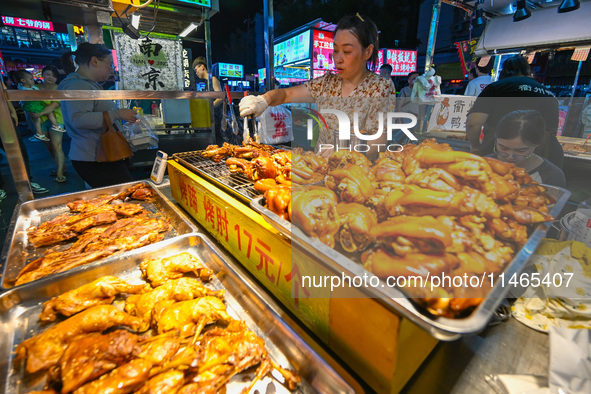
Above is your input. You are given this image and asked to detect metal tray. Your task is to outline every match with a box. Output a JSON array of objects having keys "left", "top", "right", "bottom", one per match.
[
  {"left": 252, "top": 185, "right": 571, "bottom": 340},
  {"left": 251, "top": 196, "right": 292, "bottom": 240},
  {"left": 0, "top": 234, "right": 353, "bottom": 394},
  {"left": 172, "top": 151, "right": 261, "bottom": 204},
  {"left": 0, "top": 180, "right": 198, "bottom": 289}
]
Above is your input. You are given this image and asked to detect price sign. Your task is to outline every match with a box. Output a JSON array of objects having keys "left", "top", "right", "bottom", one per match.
[{"left": 168, "top": 162, "right": 331, "bottom": 341}]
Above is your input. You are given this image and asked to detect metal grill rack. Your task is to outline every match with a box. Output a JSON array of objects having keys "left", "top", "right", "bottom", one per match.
[{"left": 172, "top": 151, "right": 261, "bottom": 203}]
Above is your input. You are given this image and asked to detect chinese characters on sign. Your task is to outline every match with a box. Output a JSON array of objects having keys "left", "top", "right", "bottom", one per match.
[
  {"left": 113, "top": 32, "right": 183, "bottom": 91},
  {"left": 455, "top": 38, "right": 480, "bottom": 76},
  {"left": 218, "top": 63, "right": 244, "bottom": 78},
  {"left": 427, "top": 95, "right": 476, "bottom": 133},
  {"left": 376, "top": 49, "right": 417, "bottom": 76},
  {"left": 182, "top": 48, "right": 191, "bottom": 89},
  {"left": 1, "top": 16, "right": 53, "bottom": 31},
  {"left": 274, "top": 30, "right": 310, "bottom": 66},
  {"left": 312, "top": 30, "right": 335, "bottom": 72}
]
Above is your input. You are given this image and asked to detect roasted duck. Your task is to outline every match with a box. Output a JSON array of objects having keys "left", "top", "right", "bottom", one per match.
[
  {"left": 40, "top": 276, "right": 149, "bottom": 322},
  {"left": 15, "top": 305, "right": 146, "bottom": 373},
  {"left": 154, "top": 296, "right": 232, "bottom": 337},
  {"left": 140, "top": 252, "right": 213, "bottom": 286}
]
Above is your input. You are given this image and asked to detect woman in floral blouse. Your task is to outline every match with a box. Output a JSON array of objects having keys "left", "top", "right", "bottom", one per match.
[{"left": 239, "top": 14, "right": 396, "bottom": 160}]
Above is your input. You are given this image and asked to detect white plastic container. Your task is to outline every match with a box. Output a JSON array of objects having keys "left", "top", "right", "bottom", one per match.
[{"left": 567, "top": 198, "right": 591, "bottom": 247}]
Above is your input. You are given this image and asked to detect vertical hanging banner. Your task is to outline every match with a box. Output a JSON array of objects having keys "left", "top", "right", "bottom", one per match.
[{"left": 113, "top": 32, "right": 184, "bottom": 90}]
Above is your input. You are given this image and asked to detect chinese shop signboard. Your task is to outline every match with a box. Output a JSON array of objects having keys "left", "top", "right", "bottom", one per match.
[
  {"left": 1, "top": 16, "right": 53, "bottom": 31},
  {"left": 377, "top": 49, "right": 417, "bottom": 76},
  {"left": 312, "top": 30, "right": 335, "bottom": 72},
  {"left": 427, "top": 95, "right": 476, "bottom": 133},
  {"left": 218, "top": 63, "right": 243, "bottom": 78},
  {"left": 113, "top": 32, "right": 183, "bottom": 91},
  {"left": 175, "top": 0, "right": 211, "bottom": 6},
  {"left": 455, "top": 38, "right": 480, "bottom": 75},
  {"left": 274, "top": 30, "right": 310, "bottom": 66}
]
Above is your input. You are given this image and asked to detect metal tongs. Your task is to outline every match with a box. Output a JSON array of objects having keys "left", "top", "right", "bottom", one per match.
[{"left": 225, "top": 85, "right": 239, "bottom": 135}]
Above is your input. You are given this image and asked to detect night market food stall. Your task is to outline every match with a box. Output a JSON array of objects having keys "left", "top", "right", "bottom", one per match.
[{"left": 1, "top": 2, "right": 591, "bottom": 394}]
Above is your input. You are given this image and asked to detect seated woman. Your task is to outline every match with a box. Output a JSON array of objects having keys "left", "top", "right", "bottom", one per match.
[{"left": 491, "top": 110, "right": 566, "bottom": 188}]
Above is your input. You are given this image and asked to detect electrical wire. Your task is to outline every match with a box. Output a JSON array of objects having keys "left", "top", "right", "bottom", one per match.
[
  {"left": 127, "top": 0, "right": 154, "bottom": 10},
  {"left": 143, "top": 0, "right": 161, "bottom": 38}
]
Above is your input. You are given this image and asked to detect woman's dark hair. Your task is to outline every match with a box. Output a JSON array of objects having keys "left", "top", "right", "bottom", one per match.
[
  {"left": 496, "top": 110, "right": 549, "bottom": 158},
  {"left": 61, "top": 42, "right": 111, "bottom": 75},
  {"left": 499, "top": 55, "right": 530, "bottom": 79},
  {"left": 334, "top": 14, "right": 379, "bottom": 71},
  {"left": 42, "top": 65, "right": 59, "bottom": 79},
  {"left": 470, "top": 68, "right": 478, "bottom": 78}
]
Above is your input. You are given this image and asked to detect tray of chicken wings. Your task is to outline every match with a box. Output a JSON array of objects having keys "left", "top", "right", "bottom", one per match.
[
  {"left": 1, "top": 181, "right": 198, "bottom": 289},
  {"left": 251, "top": 139, "right": 570, "bottom": 338},
  {"left": 172, "top": 139, "right": 292, "bottom": 204},
  {"left": 0, "top": 234, "right": 353, "bottom": 394}
]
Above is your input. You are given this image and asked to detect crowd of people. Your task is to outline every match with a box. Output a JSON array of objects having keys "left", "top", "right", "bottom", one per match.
[{"left": 0, "top": 14, "right": 575, "bottom": 201}]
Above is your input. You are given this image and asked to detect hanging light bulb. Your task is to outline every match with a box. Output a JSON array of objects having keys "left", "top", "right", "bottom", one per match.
[
  {"left": 558, "top": 0, "right": 580, "bottom": 13},
  {"left": 513, "top": 0, "right": 531, "bottom": 22}
]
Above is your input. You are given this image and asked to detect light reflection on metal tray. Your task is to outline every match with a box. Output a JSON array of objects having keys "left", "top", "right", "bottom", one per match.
[
  {"left": 0, "top": 180, "right": 198, "bottom": 289},
  {"left": 275, "top": 185, "right": 569, "bottom": 339},
  {"left": 0, "top": 234, "right": 353, "bottom": 394},
  {"left": 251, "top": 196, "right": 292, "bottom": 240}
]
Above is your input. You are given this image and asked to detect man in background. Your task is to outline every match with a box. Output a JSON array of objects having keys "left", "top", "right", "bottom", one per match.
[{"left": 464, "top": 58, "right": 492, "bottom": 96}]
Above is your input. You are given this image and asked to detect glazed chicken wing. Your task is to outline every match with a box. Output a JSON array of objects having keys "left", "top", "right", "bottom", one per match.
[
  {"left": 40, "top": 276, "right": 149, "bottom": 322},
  {"left": 74, "top": 358, "right": 152, "bottom": 394},
  {"left": 155, "top": 296, "right": 231, "bottom": 337},
  {"left": 140, "top": 252, "right": 213, "bottom": 287},
  {"left": 264, "top": 186, "right": 291, "bottom": 221},
  {"left": 202, "top": 143, "right": 234, "bottom": 162},
  {"left": 124, "top": 277, "right": 224, "bottom": 324},
  {"left": 15, "top": 305, "right": 146, "bottom": 374},
  {"left": 58, "top": 330, "right": 139, "bottom": 393}
]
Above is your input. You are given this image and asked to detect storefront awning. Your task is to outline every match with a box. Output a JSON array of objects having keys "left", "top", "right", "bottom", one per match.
[{"left": 475, "top": 2, "right": 591, "bottom": 56}]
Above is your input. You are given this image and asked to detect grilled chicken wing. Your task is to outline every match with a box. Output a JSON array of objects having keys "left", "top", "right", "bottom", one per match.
[
  {"left": 40, "top": 276, "right": 150, "bottom": 322},
  {"left": 15, "top": 305, "right": 146, "bottom": 373},
  {"left": 140, "top": 252, "right": 213, "bottom": 287}
]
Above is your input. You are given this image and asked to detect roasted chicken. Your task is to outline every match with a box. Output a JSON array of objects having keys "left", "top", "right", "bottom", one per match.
[
  {"left": 155, "top": 296, "right": 232, "bottom": 337},
  {"left": 73, "top": 358, "right": 152, "bottom": 394}
]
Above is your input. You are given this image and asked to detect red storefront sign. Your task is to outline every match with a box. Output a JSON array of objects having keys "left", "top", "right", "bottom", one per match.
[
  {"left": 377, "top": 49, "right": 417, "bottom": 76},
  {"left": 1, "top": 16, "right": 54, "bottom": 31},
  {"left": 455, "top": 38, "right": 479, "bottom": 75},
  {"left": 312, "top": 30, "right": 335, "bottom": 72}
]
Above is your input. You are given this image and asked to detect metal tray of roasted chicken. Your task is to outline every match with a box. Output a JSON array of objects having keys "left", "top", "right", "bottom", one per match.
[
  {"left": 0, "top": 181, "right": 198, "bottom": 289},
  {"left": 252, "top": 185, "right": 570, "bottom": 340},
  {"left": 0, "top": 234, "right": 353, "bottom": 394}
]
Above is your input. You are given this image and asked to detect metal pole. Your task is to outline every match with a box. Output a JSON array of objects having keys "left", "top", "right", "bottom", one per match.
[
  {"left": 491, "top": 55, "right": 502, "bottom": 82},
  {"left": 569, "top": 60, "right": 583, "bottom": 107},
  {"left": 424, "top": 0, "right": 442, "bottom": 72},
  {"left": 204, "top": 8, "right": 215, "bottom": 144},
  {"left": 264, "top": 0, "right": 275, "bottom": 91},
  {"left": 0, "top": 83, "right": 33, "bottom": 201},
  {"left": 204, "top": 8, "right": 213, "bottom": 90}
]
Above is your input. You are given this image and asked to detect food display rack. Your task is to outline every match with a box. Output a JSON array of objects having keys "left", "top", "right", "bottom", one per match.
[{"left": 168, "top": 158, "right": 439, "bottom": 394}]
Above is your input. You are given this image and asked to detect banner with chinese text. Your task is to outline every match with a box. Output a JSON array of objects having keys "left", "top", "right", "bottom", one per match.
[
  {"left": 377, "top": 49, "right": 417, "bottom": 76},
  {"left": 113, "top": 32, "right": 183, "bottom": 91},
  {"left": 427, "top": 95, "right": 476, "bottom": 133}
]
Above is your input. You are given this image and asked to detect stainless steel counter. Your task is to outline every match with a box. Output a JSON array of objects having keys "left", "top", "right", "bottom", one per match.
[{"left": 0, "top": 179, "right": 549, "bottom": 393}]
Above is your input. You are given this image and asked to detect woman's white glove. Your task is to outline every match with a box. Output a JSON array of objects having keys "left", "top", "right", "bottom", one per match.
[{"left": 239, "top": 95, "right": 268, "bottom": 118}]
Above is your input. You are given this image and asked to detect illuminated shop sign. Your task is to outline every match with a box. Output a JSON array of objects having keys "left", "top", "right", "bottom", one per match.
[
  {"left": 312, "top": 30, "right": 335, "bottom": 72},
  {"left": 1, "top": 16, "right": 54, "bottom": 31},
  {"left": 218, "top": 63, "right": 243, "bottom": 78},
  {"left": 174, "top": 0, "right": 211, "bottom": 7},
  {"left": 274, "top": 30, "right": 310, "bottom": 66},
  {"left": 377, "top": 49, "right": 417, "bottom": 76},
  {"left": 73, "top": 25, "right": 85, "bottom": 35}
]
